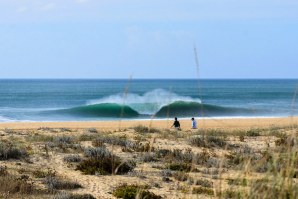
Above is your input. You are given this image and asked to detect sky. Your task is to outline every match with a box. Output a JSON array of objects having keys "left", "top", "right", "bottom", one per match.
[{"left": 0, "top": 0, "right": 298, "bottom": 79}]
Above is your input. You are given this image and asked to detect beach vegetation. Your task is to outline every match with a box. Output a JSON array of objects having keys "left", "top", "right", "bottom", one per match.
[
  {"left": 189, "top": 135, "right": 228, "bottom": 148},
  {"left": 44, "top": 176, "right": 82, "bottom": 192},
  {"left": 141, "top": 152, "right": 158, "bottom": 162},
  {"left": 77, "top": 147, "right": 135, "bottom": 175},
  {"left": 167, "top": 162, "right": 192, "bottom": 172},
  {"left": 84, "top": 128, "right": 98, "bottom": 134},
  {"left": 33, "top": 168, "right": 56, "bottom": 178},
  {"left": 133, "top": 125, "right": 160, "bottom": 134},
  {"left": 0, "top": 174, "right": 37, "bottom": 195},
  {"left": 52, "top": 192, "right": 96, "bottom": 199},
  {"left": 0, "top": 165, "right": 8, "bottom": 176},
  {"left": 63, "top": 154, "right": 82, "bottom": 163},
  {"left": 192, "top": 187, "right": 214, "bottom": 195},
  {"left": 59, "top": 128, "right": 72, "bottom": 132},
  {"left": 193, "top": 178, "right": 213, "bottom": 188},
  {"left": 112, "top": 184, "right": 162, "bottom": 199},
  {"left": 173, "top": 171, "right": 189, "bottom": 181},
  {"left": 0, "top": 141, "right": 28, "bottom": 160}
]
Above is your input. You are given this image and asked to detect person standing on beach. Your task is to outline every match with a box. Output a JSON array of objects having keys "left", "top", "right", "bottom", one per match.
[
  {"left": 171, "top": 117, "right": 181, "bottom": 130},
  {"left": 191, "top": 117, "right": 197, "bottom": 129}
]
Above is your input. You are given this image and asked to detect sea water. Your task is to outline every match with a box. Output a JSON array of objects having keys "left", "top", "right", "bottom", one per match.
[{"left": 0, "top": 79, "right": 297, "bottom": 122}]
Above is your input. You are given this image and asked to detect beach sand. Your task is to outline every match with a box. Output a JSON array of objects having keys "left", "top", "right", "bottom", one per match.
[{"left": 0, "top": 116, "right": 297, "bottom": 130}]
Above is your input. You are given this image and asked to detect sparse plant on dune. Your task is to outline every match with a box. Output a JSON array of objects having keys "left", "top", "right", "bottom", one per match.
[
  {"left": 77, "top": 147, "right": 135, "bottom": 175},
  {"left": 113, "top": 184, "right": 162, "bottom": 199},
  {"left": 52, "top": 191, "right": 96, "bottom": 199},
  {"left": 44, "top": 176, "right": 82, "bottom": 192},
  {"left": 0, "top": 141, "right": 28, "bottom": 160}
]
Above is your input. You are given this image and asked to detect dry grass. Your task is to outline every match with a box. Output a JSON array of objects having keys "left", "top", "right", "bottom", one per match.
[{"left": 0, "top": 124, "right": 298, "bottom": 198}]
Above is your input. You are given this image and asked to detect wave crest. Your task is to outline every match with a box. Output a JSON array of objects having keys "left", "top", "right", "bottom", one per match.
[{"left": 88, "top": 89, "right": 201, "bottom": 115}]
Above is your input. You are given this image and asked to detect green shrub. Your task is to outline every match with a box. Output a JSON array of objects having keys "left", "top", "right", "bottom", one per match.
[
  {"left": 246, "top": 129, "right": 261, "bottom": 136},
  {"left": 84, "top": 147, "right": 111, "bottom": 159},
  {"left": 85, "top": 128, "right": 98, "bottom": 134},
  {"left": 113, "top": 184, "right": 162, "bottom": 199},
  {"left": 189, "top": 136, "right": 228, "bottom": 148},
  {"left": 33, "top": 168, "right": 56, "bottom": 178},
  {"left": 167, "top": 163, "right": 192, "bottom": 172},
  {"left": 133, "top": 125, "right": 160, "bottom": 133},
  {"left": 0, "top": 141, "right": 28, "bottom": 160},
  {"left": 76, "top": 157, "right": 135, "bottom": 175},
  {"left": 194, "top": 178, "right": 213, "bottom": 188},
  {"left": 63, "top": 154, "right": 82, "bottom": 163},
  {"left": 192, "top": 187, "right": 214, "bottom": 195},
  {"left": 52, "top": 191, "right": 96, "bottom": 199},
  {"left": 227, "top": 178, "right": 248, "bottom": 186},
  {"left": 173, "top": 171, "right": 189, "bottom": 181}
]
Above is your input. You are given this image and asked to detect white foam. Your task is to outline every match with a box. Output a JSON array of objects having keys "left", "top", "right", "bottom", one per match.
[
  {"left": 88, "top": 89, "right": 201, "bottom": 114},
  {"left": 0, "top": 115, "right": 15, "bottom": 122}
]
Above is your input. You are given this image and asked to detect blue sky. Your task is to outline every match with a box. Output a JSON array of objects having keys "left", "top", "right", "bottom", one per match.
[{"left": 0, "top": 0, "right": 298, "bottom": 78}]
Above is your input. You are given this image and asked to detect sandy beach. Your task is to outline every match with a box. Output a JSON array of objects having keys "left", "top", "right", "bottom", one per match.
[{"left": 1, "top": 116, "right": 298, "bottom": 131}]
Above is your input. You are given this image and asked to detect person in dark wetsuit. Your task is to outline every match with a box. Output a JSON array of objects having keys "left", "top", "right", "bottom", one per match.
[{"left": 171, "top": 117, "right": 181, "bottom": 130}]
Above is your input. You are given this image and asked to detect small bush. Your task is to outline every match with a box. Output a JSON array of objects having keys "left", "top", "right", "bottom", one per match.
[
  {"left": 85, "top": 128, "right": 98, "bottom": 134},
  {"left": 192, "top": 187, "right": 214, "bottom": 195},
  {"left": 194, "top": 178, "right": 213, "bottom": 188},
  {"left": 173, "top": 171, "right": 189, "bottom": 182},
  {"left": 53, "top": 192, "right": 96, "bottom": 199},
  {"left": 227, "top": 178, "right": 248, "bottom": 186},
  {"left": 4, "top": 128, "right": 15, "bottom": 134},
  {"left": 26, "top": 134, "right": 54, "bottom": 142},
  {"left": 33, "top": 168, "right": 56, "bottom": 178},
  {"left": 44, "top": 176, "right": 82, "bottom": 191},
  {"left": 92, "top": 138, "right": 104, "bottom": 147},
  {"left": 76, "top": 155, "right": 135, "bottom": 175},
  {"left": 38, "top": 127, "right": 57, "bottom": 132},
  {"left": 167, "top": 163, "right": 192, "bottom": 172},
  {"left": 155, "top": 149, "right": 171, "bottom": 158},
  {"left": 0, "top": 175, "right": 35, "bottom": 194},
  {"left": 79, "top": 133, "right": 99, "bottom": 141},
  {"left": 133, "top": 125, "right": 160, "bottom": 134},
  {"left": 63, "top": 154, "right": 82, "bottom": 163},
  {"left": 189, "top": 136, "right": 228, "bottom": 148},
  {"left": 0, "top": 165, "right": 8, "bottom": 176},
  {"left": 55, "top": 136, "right": 73, "bottom": 145},
  {"left": 156, "top": 148, "right": 197, "bottom": 164},
  {"left": 113, "top": 184, "right": 162, "bottom": 199},
  {"left": 84, "top": 147, "right": 111, "bottom": 159},
  {"left": 160, "top": 169, "right": 172, "bottom": 177},
  {"left": 246, "top": 129, "right": 261, "bottom": 137},
  {"left": 141, "top": 153, "right": 157, "bottom": 162},
  {"left": 60, "top": 128, "right": 72, "bottom": 132},
  {"left": 0, "top": 141, "right": 28, "bottom": 160}
]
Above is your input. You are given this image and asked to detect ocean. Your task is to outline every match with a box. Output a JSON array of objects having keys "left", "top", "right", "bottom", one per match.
[{"left": 0, "top": 79, "right": 297, "bottom": 122}]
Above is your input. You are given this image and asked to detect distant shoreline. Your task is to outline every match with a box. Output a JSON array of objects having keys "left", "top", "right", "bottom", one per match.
[{"left": 1, "top": 116, "right": 297, "bottom": 131}]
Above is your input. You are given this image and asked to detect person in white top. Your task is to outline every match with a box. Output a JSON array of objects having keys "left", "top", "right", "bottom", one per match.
[{"left": 191, "top": 117, "right": 197, "bottom": 129}]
